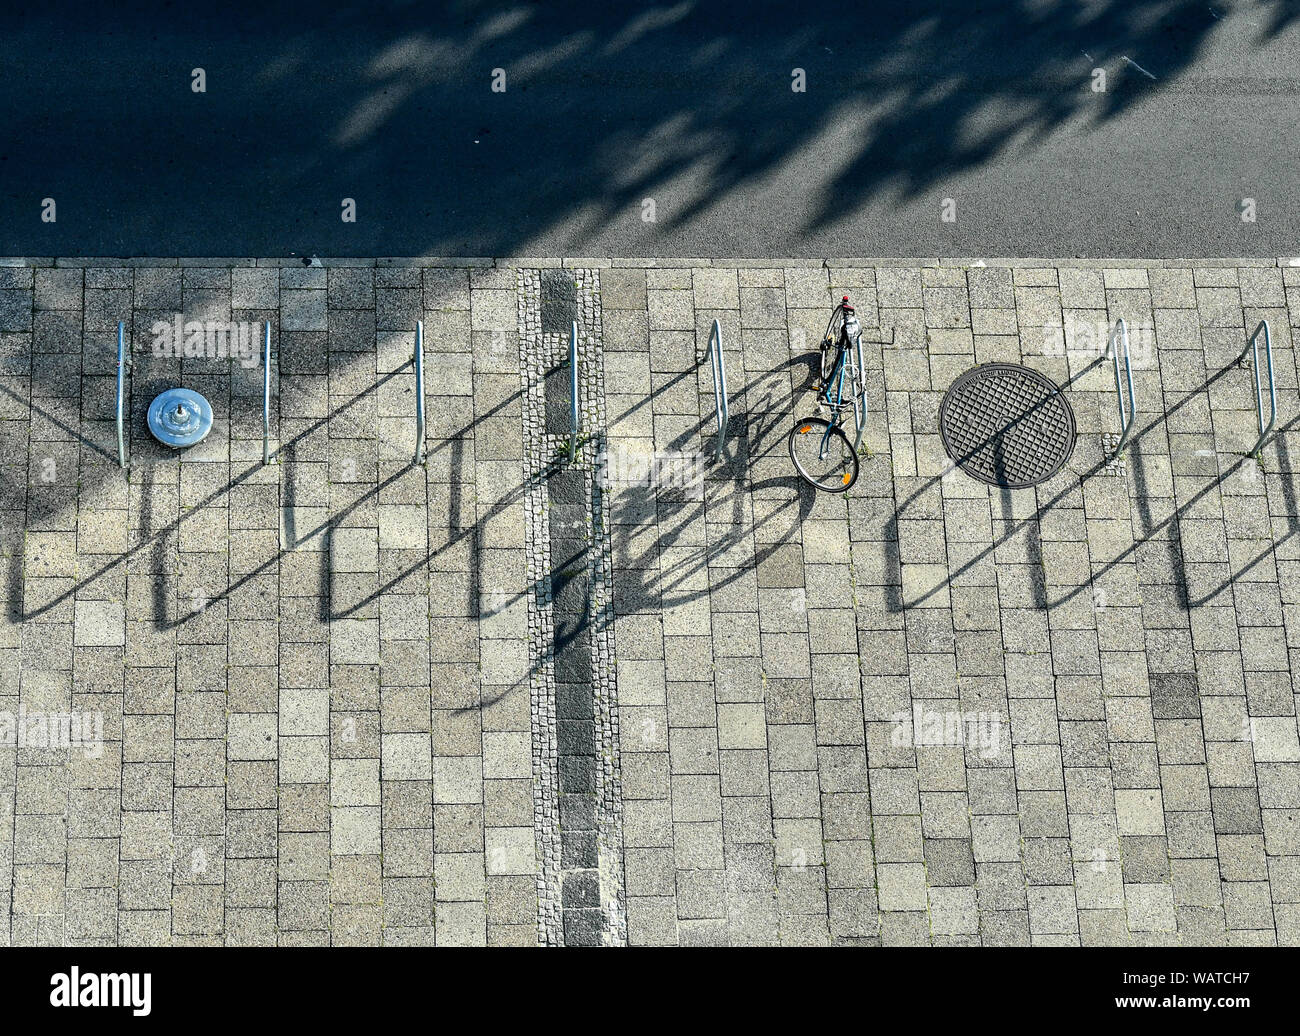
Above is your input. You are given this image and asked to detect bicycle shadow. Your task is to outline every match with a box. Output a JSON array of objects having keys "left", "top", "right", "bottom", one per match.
[{"left": 605, "top": 350, "right": 819, "bottom": 628}]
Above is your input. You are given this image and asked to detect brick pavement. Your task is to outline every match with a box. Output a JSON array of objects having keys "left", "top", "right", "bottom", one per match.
[{"left": 0, "top": 257, "right": 1297, "bottom": 945}]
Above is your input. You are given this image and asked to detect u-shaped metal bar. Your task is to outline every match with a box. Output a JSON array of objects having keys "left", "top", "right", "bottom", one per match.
[
  {"left": 1247, "top": 319, "right": 1276, "bottom": 459},
  {"left": 415, "top": 320, "right": 426, "bottom": 466},
  {"left": 115, "top": 321, "right": 128, "bottom": 471},
  {"left": 851, "top": 328, "right": 869, "bottom": 455},
  {"left": 1109, "top": 318, "right": 1137, "bottom": 456},
  {"left": 568, "top": 320, "right": 579, "bottom": 464},
  {"left": 262, "top": 322, "right": 273, "bottom": 465},
  {"left": 708, "top": 319, "right": 729, "bottom": 462}
]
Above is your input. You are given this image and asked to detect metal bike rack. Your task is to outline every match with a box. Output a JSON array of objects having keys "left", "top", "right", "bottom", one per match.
[
  {"left": 115, "top": 321, "right": 128, "bottom": 470},
  {"left": 708, "top": 319, "right": 729, "bottom": 462},
  {"left": 568, "top": 320, "right": 580, "bottom": 464},
  {"left": 1246, "top": 319, "right": 1277, "bottom": 459},
  {"left": 414, "top": 320, "right": 427, "bottom": 466},
  {"left": 262, "top": 322, "right": 274, "bottom": 465},
  {"left": 1109, "top": 318, "right": 1137, "bottom": 455},
  {"left": 851, "top": 327, "right": 868, "bottom": 455}
]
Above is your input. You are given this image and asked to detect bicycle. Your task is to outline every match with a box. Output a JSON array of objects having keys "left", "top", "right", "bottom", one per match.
[{"left": 788, "top": 295, "right": 868, "bottom": 492}]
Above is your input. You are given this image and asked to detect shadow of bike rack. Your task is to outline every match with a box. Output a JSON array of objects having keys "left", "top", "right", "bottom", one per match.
[
  {"left": 1109, "top": 318, "right": 1137, "bottom": 456},
  {"left": 115, "top": 321, "right": 129, "bottom": 471},
  {"left": 708, "top": 318, "right": 729, "bottom": 461},
  {"left": 568, "top": 319, "right": 580, "bottom": 464},
  {"left": 1245, "top": 319, "right": 1277, "bottom": 460},
  {"left": 414, "top": 320, "right": 427, "bottom": 466}
]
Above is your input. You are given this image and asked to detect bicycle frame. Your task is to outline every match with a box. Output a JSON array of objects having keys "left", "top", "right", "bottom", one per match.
[
  {"left": 820, "top": 344, "right": 849, "bottom": 458},
  {"left": 818, "top": 300, "right": 864, "bottom": 460}
]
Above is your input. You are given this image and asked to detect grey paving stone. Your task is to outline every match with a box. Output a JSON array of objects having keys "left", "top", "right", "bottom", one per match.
[
  {"left": 1211, "top": 786, "right": 1264, "bottom": 834},
  {"left": 924, "top": 838, "right": 976, "bottom": 887},
  {"left": 6, "top": 256, "right": 1300, "bottom": 948}
]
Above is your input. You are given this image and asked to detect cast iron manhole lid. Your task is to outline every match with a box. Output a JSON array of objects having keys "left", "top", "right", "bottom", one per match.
[{"left": 938, "top": 363, "right": 1076, "bottom": 488}]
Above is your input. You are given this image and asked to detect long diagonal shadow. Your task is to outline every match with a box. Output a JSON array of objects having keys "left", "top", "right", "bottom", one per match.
[
  {"left": 900, "top": 352, "right": 1292, "bottom": 612},
  {"left": 1184, "top": 412, "right": 1300, "bottom": 607},
  {"left": 312, "top": 328, "right": 716, "bottom": 626},
  {"left": 199, "top": 336, "right": 759, "bottom": 647},
  {"left": 487, "top": 342, "right": 858, "bottom": 708},
  {"left": 18, "top": 362, "right": 413, "bottom": 622},
  {"left": 100, "top": 335, "right": 717, "bottom": 636},
  {"left": 0, "top": 383, "right": 118, "bottom": 463},
  {"left": 175, "top": 361, "right": 537, "bottom": 629},
  {"left": 890, "top": 355, "right": 1106, "bottom": 610},
  {"left": 607, "top": 353, "right": 817, "bottom": 620}
]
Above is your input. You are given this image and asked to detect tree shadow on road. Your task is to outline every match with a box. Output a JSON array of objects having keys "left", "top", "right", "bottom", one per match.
[{"left": 0, "top": 0, "right": 1225, "bottom": 255}]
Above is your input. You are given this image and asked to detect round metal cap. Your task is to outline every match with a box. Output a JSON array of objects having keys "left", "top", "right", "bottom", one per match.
[{"left": 147, "top": 388, "right": 213, "bottom": 449}]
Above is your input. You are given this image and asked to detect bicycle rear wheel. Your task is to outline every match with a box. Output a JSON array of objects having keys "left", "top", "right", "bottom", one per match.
[{"left": 788, "top": 417, "right": 859, "bottom": 492}]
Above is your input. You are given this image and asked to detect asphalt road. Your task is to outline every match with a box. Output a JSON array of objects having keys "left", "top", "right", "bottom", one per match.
[{"left": 3, "top": 0, "right": 1300, "bottom": 258}]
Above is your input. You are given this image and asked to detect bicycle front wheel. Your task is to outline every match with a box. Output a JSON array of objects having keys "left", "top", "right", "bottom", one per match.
[
  {"left": 788, "top": 417, "right": 859, "bottom": 492},
  {"left": 818, "top": 339, "right": 837, "bottom": 384}
]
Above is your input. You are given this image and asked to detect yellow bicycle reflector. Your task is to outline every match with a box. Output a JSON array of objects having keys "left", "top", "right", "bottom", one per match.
[
  {"left": 842, "top": 472, "right": 852, "bottom": 485},
  {"left": 798, "top": 424, "right": 812, "bottom": 434}
]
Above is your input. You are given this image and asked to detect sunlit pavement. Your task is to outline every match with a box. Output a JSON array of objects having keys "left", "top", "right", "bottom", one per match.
[{"left": 1, "top": 256, "right": 1298, "bottom": 945}]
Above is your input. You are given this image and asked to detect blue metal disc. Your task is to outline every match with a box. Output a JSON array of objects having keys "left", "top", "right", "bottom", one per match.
[{"left": 147, "top": 388, "right": 214, "bottom": 448}]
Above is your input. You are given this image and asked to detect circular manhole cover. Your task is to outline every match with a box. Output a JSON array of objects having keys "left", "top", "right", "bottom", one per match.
[{"left": 938, "top": 363, "right": 1076, "bottom": 488}]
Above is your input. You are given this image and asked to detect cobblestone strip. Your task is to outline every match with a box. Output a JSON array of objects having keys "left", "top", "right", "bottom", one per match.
[
  {"left": 517, "top": 268, "right": 626, "bottom": 945},
  {"left": 517, "top": 269, "right": 562, "bottom": 944}
]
